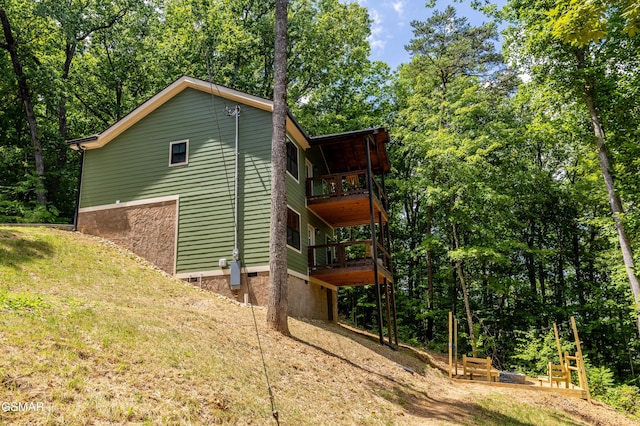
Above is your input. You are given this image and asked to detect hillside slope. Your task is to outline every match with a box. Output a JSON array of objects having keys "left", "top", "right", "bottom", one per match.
[{"left": 0, "top": 226, "right": 636, "bottom": 425}]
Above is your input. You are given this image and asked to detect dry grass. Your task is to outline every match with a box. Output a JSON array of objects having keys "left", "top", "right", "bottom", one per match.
[{"left": 0, "top": 227, "right": 636, "bottom": 425}]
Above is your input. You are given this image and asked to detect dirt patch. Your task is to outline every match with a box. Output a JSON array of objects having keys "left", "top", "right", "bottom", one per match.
[{"left": 333, "top": 323, "right": 638, "bottom": 426}]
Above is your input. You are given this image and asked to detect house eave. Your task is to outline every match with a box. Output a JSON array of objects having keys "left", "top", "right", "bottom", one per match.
[
  {"left": 67, "top": 135, "right": 98, "bottom": 150},
  {"left": 67, "top": 76, "right": 310, "bottom": 151}
]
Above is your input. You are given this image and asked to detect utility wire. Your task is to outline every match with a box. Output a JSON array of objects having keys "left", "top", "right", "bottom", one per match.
[
  {"left": 246, "top": 274, "right": 280, "bottom": 424},
  {"left": 203, "top": 74, "right": 281, "bottom": 422},
  {"left": 179, "top": 3, "right": 281, "bottom": 422}
]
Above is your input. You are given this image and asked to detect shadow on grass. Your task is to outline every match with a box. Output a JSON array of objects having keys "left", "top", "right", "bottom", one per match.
[
  {"left": 296, "top": 319, "right": 431, "bottom": 373},
  {"left": 381, "top": 383, "right": 583, "bottom": 425},
  {"left": 292, "top": 321, "right": 586, "bottom": 425},
  {"left": 0, "top": 229, "right": 54, "bottom": 269},
  {"left": 332, "top": 322, "right": 450, "bottom": 371},
  {"left": 289, "top": 334, "right": 408, "bottom": 387}
]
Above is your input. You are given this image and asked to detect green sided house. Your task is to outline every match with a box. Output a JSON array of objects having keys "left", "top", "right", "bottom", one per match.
[{"left": 69, "top": 76, "right": 395, "bottom": 330}]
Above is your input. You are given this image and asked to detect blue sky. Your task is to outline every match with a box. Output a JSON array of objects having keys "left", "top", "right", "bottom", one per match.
[{"left": 352, "top": 0, "right": 506, "bottom": 69}]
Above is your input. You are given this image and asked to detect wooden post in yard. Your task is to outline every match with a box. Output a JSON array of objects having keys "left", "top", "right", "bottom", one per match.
[
  {"left": 570, "top": 316, "right": 591, "bottom": 402},
  {"left": 448, "top": 312, "right": 453, "bottom": 378},
  {"left": 454, "top": 317, "right": 458, "bottom": 376},
  {"left": 553, "top": 323, "right": 564, "bottom": 365}
]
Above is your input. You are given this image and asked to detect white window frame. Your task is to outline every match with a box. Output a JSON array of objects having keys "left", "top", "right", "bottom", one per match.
[
  {"left": 305, "top": 159, "right": 313, "bottom": 179},
  {"left": 286, "top": 138, "right": 299, "bottom": 182},
  {"left": 308, "top": 224, "right": 316, "bottom": 264},
  {"left": 169, "top": 139, "right": 189, "bottom": 167},
  {"left": 286, "top": 205, "right": 302, "bottom": 253},
  {"left": 305, "top": 159, "right": 314, "bottom": 207}
]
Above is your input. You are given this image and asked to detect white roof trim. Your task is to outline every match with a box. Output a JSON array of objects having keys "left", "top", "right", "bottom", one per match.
[
  {"left": 78, "top": 195, "right": 179, "bottom": 213},
  {"left": 72, "top": 76, "right": 309, "bottom": 150}
]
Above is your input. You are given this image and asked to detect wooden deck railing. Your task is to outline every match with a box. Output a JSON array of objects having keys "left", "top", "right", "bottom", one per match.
[
  {"left": 308, "top": 239, "right": 392, "bottom": 273},
  {"left": 306, "top": 170, "right": 388, "bottom": 209}
]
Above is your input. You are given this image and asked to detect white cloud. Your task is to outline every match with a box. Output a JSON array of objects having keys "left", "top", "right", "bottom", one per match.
[
  {"left": 369, "top": 36, "right": 387, "bottom": 53},
  {"left": 392, "top": 1, "right": 405, "bottom": 16},
  {"left": 368, "top": 9, "right": 387, "bottom": 55},
  {"left": 370, "top": 9, "right": 383, "bottom": 34}
]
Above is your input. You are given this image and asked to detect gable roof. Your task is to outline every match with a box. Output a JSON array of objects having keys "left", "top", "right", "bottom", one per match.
[{"left": 68, "top": 76, "right": 310, "bottom": 150}]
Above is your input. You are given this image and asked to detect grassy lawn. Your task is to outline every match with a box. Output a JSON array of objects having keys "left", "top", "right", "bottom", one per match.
[
  {"left": 0, "top": 227, "right": 631, "bottom": 425},
  {"left": 1, "top": 227, "right": 273, "bottom": 423}
]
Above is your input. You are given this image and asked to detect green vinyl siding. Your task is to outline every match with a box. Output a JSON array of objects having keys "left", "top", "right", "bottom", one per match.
[
  {"left": 286, "top": 141, "right": 333, "bottom": 276},
  {"left": 286, "top": 139, "right": 306, "bottom": 275},
  {"left": 80, "top": 88, "right": 272, "bottom": 273}
]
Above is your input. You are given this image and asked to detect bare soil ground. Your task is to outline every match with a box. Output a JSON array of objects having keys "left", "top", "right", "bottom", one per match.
[{"left": 318, "top": 323, "right": 638, "bottom": 426}]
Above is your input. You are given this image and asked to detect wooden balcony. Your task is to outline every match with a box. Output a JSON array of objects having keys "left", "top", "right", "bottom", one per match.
[
  {"left": 308, "top": 240, "right": 393, "bottom": 287},
  {"left": 306, "top": 170, "right": 388, "bottom": 228}
]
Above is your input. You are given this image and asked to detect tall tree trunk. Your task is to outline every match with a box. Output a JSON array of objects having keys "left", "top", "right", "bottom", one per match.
[
  {"left": 425, "top": 169, "right": 436, "bottom": 340},
  {"left": 526, "top": 221, "right": 537, "bottom": 295},
  {"left": 481, "top": 262, "right": 489, "bottom": 306},
  {"left": 578, "top": 52, "right": 640, "bottom": 335},
  {"left": 556, "top": 250, "right": 565, "bottom": 319},
  {"left": 266, "top": 0, "right": 289, "bottom": 335},
  {"left": 452, "top": 222, "right": 476, "bottom": 356},
  {"left": 404, "top": 193, "right": 418, "bottom": 299},
  {"left": 426, "top": 203, "right": 434, "bottom": 340},
  {"left": 450, "top": 261, "right": 458, "bottom": 318},
  {"left": 0, "top": 7, "right": 47, "bottom": 207},
  {"left": 538, "top": 223, "right": 546, "bottom": 306},
  {"left": 572, "top": 222, "right": 585, "bottom": 307},
  {"left": 48, "top": 42, "right": 75, "bottom": 209},
  {"left": 587, "top": 223, "right": 596, "bottom": 292},
  {"left": 58, "top": 42, "right": 75, "bottom": 142}
]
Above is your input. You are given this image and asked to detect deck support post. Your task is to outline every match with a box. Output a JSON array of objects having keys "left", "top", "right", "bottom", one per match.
[
  {"left": 366, "top": 135, "right": 384, "bottom": 345},
  {"left": 380, "top": 171, "right": 398, "bottom": 346},
  {"left": 391, "top": 278, "right": 398, "bottom": 346},
  {"left": 384, "top": 278, "right": 392, "bottom": 346}
]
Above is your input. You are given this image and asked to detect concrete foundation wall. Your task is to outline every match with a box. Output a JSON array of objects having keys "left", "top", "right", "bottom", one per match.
[
  {"left": 288, "top": 275, "right": 336, "bottom": 321},
  {"left": 77, "top": 198, "right": 336, "bottom": 321},
  {"left": 77, "top": 200, "right": 177, "bottom": 274},
  {"left": 198, "top": 272, "right": 270, "bottom": 306},
  {"left": 196, "top": 272, "right": 337, "bottom": 321}
]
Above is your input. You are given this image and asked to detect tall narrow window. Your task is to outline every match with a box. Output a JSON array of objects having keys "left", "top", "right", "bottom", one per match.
[
  {"left": 286, "top": 140, "right": 298, "bottom": 180},
  {"left": 308, "top": 224, "right": 316, "bottom": 265},
  {"left": 305, "top": 159, "right": 313, "bottom": 179},
  {"left": 287, "top": 207, "right": 301, "bottom": 251},
  {"left": 169, "top": 140, "right": 189, "bottom": 166}
]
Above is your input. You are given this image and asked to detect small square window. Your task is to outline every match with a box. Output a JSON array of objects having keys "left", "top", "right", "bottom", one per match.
[
  {"left": 169, "top": 140, "right": 189, "bottom": 166},
  {"left": 286, "top": 140, "right": 298, "bottom": 180}
]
